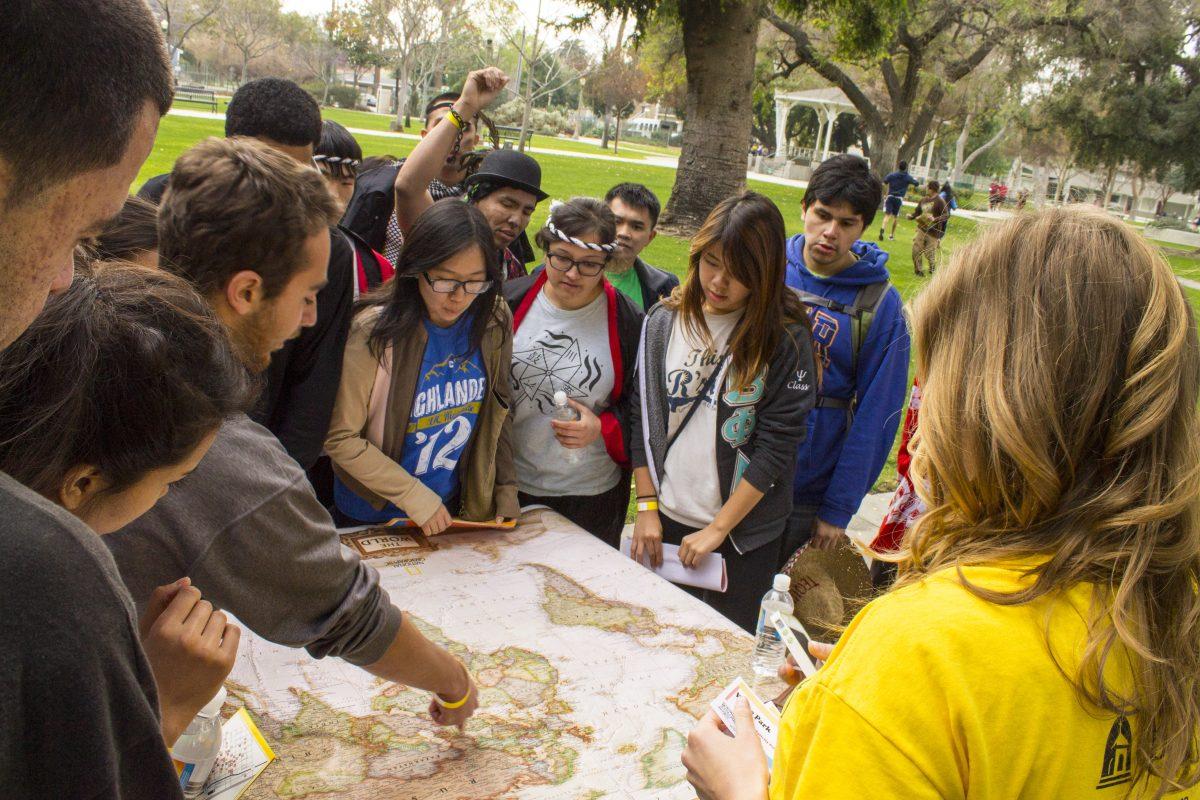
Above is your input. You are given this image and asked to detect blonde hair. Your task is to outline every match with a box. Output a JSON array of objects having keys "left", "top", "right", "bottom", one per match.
[{"left": 898, "top": 205, "right": 1200, "bottom": 795}]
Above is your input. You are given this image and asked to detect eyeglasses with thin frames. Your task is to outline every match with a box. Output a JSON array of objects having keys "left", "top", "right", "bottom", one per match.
[
  {"left": 546, "top": 251, "right": 608, "bottom": 277},
  {"left": 419, "top": 272, "right": 494, "bottom": 295}
]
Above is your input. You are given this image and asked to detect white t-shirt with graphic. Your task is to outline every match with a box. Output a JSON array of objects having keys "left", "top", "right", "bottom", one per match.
[
  {"left": 660, "top": 308, "right": 744, "bottom": 529},
  {"left": 511, "top": 289, "right": 619, "bottom": 497}
]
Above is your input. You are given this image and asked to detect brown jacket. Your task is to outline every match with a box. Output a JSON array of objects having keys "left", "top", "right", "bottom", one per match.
[{"left": 325, "top": 297, "right": 519, "bottom": 524}]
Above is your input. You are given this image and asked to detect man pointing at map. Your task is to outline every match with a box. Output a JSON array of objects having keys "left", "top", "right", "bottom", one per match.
[{"left": 105, "top": 137, "right": 479, "bottom": 728}]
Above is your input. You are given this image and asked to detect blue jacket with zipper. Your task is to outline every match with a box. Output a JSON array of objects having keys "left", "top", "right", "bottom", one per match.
[{"left": 785, "top": 235, "right": 910, "bottom": 528}]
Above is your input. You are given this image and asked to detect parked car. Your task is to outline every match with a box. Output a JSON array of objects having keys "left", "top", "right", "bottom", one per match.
[{"left": 359, "top": 93, "right": 378, "bottom": 111}]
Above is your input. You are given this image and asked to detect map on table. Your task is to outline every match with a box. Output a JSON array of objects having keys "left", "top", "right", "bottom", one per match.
[{"left": 226, "top": 509, "right": 755, "bottom": 800}]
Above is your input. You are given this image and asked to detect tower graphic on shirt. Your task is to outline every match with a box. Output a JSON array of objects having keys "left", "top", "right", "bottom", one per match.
[
  {"left": 511, "top": 330, "right": 603, "bottom": 413},
  {"left": 1096, "top": 715, "right": 1133, "bottom": 789}
]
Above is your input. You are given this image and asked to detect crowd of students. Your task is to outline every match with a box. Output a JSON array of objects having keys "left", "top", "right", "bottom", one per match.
[{"left": 2, "top": 2, "right": 1200, "bottom": 798}]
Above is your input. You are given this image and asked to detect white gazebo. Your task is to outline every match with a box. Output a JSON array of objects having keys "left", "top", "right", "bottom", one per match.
[{"left": 773, "top": 88, "right": 858, "bottom": 162}]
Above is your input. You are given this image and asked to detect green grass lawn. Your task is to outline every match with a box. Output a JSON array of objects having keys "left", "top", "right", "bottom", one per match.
[{"left": 138, "top": 113, "right": 1200, "bottom": 501}]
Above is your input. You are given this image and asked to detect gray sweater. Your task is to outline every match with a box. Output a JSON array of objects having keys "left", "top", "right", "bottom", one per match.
[
  {"left": 107, "top": 414, "right": 402, "bottom": 666},
  {"left": 0, "top": 472, "right": 181, "bottom": 799}
]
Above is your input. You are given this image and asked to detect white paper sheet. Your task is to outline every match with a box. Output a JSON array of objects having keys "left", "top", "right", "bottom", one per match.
[{"left": 620, "top": 537, "right": 728, "bottom": 592}]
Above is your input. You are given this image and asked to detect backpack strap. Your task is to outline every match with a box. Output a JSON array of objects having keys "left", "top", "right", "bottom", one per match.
[{"left": 799, "top": 280, "right": 891, "bottom": 426}]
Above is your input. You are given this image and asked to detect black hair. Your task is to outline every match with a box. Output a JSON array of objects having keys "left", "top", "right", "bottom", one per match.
[
  {"left": 225, "top": 78, "right": 322, "bottom": 147},
  {"left": 93, "top": 195, "right": 159, "bottom": 262},
  {"left": 802, "top": 154, "right": 885, "bottom": 228},
  {"left": 0, "top": 0, "right": 173, "bottom": 201},
  {"left": 425, "top": 91, "right": 460, "bottom": 122},
  {"left": 0, "top": 265, "right": 256, "bottom": 499},
  {"left": 535, "top": 198, "right": 617, "bottom": 256},
  {"left": 898, "top": 160, "right": 908, "bottom": 171},
  {"left": 605, "top": 182, "right": 661, "bottom": 228},
  {"left": 361, "top": 199, "right": 502, "bottom": 360},
  {"left": 315, "top": 120, "right": 362, "bottom": 179}
]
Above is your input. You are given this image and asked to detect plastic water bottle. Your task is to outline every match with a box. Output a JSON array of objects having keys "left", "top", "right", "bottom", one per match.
[
  {"left": 751, "top": 574, "right": 795, "bottom": 678},
  {"left": 171, "top": 686, "right": 226, "bottom": 798},
  {"left": 551, "top": 390, "right": 582, "bottom": 464}
]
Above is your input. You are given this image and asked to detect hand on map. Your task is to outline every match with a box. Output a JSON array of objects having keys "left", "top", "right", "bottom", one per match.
[
  {"left": 681, "top": 699, "right": 769, "bottom": 800},
  {"left": 678, "top": 524, "right": 727, "bottom": 568},
  {"left": 139, "top": 578, "right": 240, "bottom": 746},
  {"left": 630, "top": 508, "right": 664, "bottom": 568},
  {"left": 419, "top": 503, "right": 453, "bottom": 536},
  {"left": 429, "top": 663, "right": 479, "bottom": 730},
  {"left": 550, "top": 399, "right": 601, "bottom": 449},
  {"left": 809, "top": 518, "right": 845, "bottom": 551},
  {"left": 458, "top": 67, "right": 508, "bottom": 115}
]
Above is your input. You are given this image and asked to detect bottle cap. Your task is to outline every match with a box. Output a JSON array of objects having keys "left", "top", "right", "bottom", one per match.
[
  {"left": 773, "top": 573, "right": 791, "bottom": 592},
  {"left": 553, "top": 390, "right": 567, "bottom": 406},
  {"left": 196, "top": 686, "right": 228, "bottom": 719}
]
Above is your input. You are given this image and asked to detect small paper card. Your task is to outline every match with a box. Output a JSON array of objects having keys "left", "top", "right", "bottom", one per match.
[
  {"left": 770, "top": 611, "right": 820, "bottom": 680},
  {"left": 202, "top": 707, "right": 275, "bottom": 799},
  {"left": 708, "top": 677, "right": 781, "bottom": 767}
]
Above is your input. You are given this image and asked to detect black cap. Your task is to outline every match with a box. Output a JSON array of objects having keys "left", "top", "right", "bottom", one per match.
[{"left": 464, "top": 150, "right": 548, "bottom": 202}]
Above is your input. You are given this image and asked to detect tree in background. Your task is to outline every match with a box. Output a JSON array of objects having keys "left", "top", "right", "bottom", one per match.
[
  {"left": 1036, "top": 0, "right": 1196, "bottom": 212},
  {"left": 153, "top": 0, "right": 224, "bottom": 60},
  {"left": 327, "top": 6, "right": 387, "bottom": 93},
  {"left": 585, "top": 49, "right": 647, "bottom": 154},
  {"left": 764, "top": 0, "right": 1090, "bottom": 177},
  {"left": 214, "top": 0, "right": 286, "bottom": 84},
  {"left": 567, "top": 0, "right": 761, "bottom": 232}
]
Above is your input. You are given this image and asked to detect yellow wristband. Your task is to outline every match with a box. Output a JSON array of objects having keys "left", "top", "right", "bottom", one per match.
[
  {"left": 433, "top": 687, "right": 471, "bottom": 709},
  {"left": 433, "top": 662, "right": 472, "bottom": 708},
  {"left": 446, "top": 108, "right": 466, "bottom": 130},
  {"left": 637, "top": 500, "right": 658, "bottom": 512}
]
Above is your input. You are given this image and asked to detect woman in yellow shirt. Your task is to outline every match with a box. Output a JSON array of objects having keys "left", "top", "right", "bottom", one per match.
[{"left": 682, "top": 205, "right": 1200, "bottom": 799}]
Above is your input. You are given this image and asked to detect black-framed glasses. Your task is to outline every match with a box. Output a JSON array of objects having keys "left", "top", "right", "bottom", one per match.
[
  {"left": 546, "top": 252, "right": 607, "bottom": 277},
  {"left": 419, "top": 272, "right": 494, "bottom": 295}
]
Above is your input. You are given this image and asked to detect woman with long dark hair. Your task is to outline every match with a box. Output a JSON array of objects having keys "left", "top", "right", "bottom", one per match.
[
  {"left": 628, "top": 192, "right": 817, "bottom": 632},
  {"left": 325, "top": 199, "right": 519, "bottom": 533}
]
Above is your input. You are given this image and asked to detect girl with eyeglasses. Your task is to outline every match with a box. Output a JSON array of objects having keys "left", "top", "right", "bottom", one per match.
[
  {"left": 502, "top": 198, "right": 645, "bottom": 547},
  {"left": 325, "top": 199, "right": 519, "bottom": 534}
]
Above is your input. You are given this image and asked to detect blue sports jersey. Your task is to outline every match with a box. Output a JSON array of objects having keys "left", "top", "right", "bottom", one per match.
[{"left": 335, "top": 313, "right": 486, "bottom": 524}]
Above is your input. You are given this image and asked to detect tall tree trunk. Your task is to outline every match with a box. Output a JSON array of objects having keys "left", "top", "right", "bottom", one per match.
[
  {"left": 372, "top": 64, "right": 382, "bottom": 103},
  {"left": 864, "top": 122, "right": 901, "bottom": 183},
  {"left": 393, "top": 62, "right": 410, "bottom": 131},
  {"left": 1100, "top": 163, "right": 1118, "bottom": 208},
  {"left": 659, "top": 0, "right": 760, "bottom": 234},
  {"left": 601, "top": 110, "right": 612, "bottom": 148},
  {"left": 239, "top": 53, "right": 249, "bottom": 85},
  {"left": 613, "top": 113, "right": 621, "bottom": 155}
]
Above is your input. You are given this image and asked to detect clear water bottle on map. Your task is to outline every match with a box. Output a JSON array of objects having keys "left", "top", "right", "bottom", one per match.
[
  {"left": 751, "top": 574, "right": 794, "bottom": 678},
  {"left": 171, "top": 686, "right": 226, "bottom": 798},
  {"left": 552, "top": 390, "right": 582, "bottom": 465}
]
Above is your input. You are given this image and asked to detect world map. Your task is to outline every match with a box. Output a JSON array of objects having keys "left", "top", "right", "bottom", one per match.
[{"left": 227, "top": 509, "right": 755, "bottom": 799}]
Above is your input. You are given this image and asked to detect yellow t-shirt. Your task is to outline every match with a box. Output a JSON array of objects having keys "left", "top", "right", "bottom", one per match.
[{"left": 770, "top": 561, "right": 1193, "bottom": 800}]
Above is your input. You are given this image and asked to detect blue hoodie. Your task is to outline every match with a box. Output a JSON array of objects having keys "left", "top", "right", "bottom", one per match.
[{"left": 785, "top": 235, "right": 910, "bottom": 528}]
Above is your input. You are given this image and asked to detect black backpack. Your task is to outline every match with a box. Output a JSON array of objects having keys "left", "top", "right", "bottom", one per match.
[{"left": 340, "top": 163, "right": 401, "bottom": 254}]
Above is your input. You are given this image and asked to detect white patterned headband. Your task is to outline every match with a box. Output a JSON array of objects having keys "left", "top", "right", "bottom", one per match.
[
  {"left": 312, "top": 154, "right": 361, "bottom": 177},
  {"left": 312, "top": 155, "right": 361, "bottom": 167},
  {"left": 545, "top": 202, "right": 618, "bottom": 253}
]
